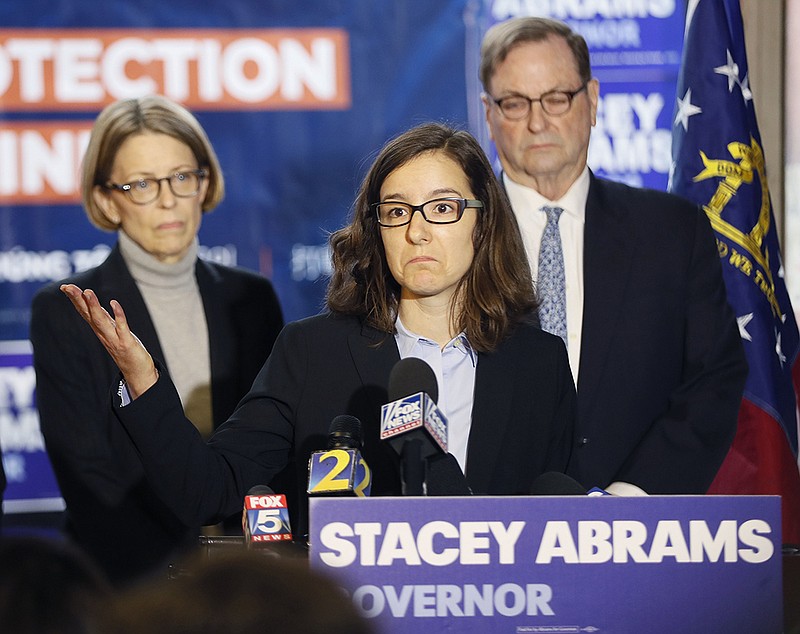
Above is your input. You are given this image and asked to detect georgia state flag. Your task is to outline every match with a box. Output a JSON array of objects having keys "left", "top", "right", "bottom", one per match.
[{"left": 670, "top": 0, "right": 800, "bottom": 545}]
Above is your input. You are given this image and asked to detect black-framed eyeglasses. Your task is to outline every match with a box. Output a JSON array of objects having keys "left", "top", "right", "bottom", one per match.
[
  {"left": 104, "top": 169, "right": 208, "bottom": 205},
  {"left": 488, "top": 81, "right": 589, "bottom": 120},
  {"left": 373, "top": 197, "right": 483, "bottom": 227}
]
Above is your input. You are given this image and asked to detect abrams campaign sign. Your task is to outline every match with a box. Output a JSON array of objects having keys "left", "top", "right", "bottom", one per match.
[{"left": 309, "top": 495, "right": 782, "bottom": 634}]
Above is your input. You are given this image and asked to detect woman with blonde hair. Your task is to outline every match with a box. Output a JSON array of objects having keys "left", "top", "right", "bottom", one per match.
[{"left": 30, "top": 95, "right": 283, "bottom": 584}]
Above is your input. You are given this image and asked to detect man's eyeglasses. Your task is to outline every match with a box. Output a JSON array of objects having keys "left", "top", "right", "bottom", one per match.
[
  {"left": 374, "top": 197, "right": 483, "bottom": 227},
  {"left": 105, "top": 169, "right": 208, "bottom": 205},
  {"left": 488, "top": 81, "right": 589, "bottom": 120}
]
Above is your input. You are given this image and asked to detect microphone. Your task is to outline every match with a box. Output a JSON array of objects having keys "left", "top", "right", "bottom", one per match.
[
  {"left": 424, "top": 452, "right": 472, "bottom": 496},
  {"left": 242, "top": 485, "right": 293, "bottom": 545},
  {"left": 380, "top": 358, "right": 448, "bottom": 495},
  {"left": 307, "top": 415, "right": 372, "bottom": 497},
  {"left": 529, "top": 472, "right": 588, "bottom": 496}
]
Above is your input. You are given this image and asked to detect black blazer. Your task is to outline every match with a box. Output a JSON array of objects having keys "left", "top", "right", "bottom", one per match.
[
  {"left": 29, "top": 244, "right": 283, "bottom": 584},
  {"left": 566, "top": 174, "right": 747, "bottom": 494},
  {"left": 114, "top": 312, "right": 575, "bottom": 537}
]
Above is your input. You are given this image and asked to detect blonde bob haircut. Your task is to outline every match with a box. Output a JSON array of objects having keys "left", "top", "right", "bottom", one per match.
[{"left": 81, "top": 95, "right": 225, "bottom": 231}]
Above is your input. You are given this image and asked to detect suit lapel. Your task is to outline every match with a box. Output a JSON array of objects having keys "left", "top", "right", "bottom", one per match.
[
  {"left": 578, "top": 176, "right": 633, "bottom": 418},
  {"left": 195, "top": 260, "right": 231, "bottom": 420},
  {"left": 465, "top": 346, "right": 515, "bottom": 493},
  {"left": 348, "top": 320, "right": 399, "bottom": 416}
]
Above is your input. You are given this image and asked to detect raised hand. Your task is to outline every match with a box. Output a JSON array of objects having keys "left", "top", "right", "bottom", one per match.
[{"left": 60, "top": 284, "right": 158, "bottom": 399}]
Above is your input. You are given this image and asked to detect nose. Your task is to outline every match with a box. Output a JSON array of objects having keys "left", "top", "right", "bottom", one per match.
[
  {"left": 156, "top": 178, "right": 177, "bottom": 208},
  {"left": 526, "top": 101, "right": 548, "bottom": 133},
  {"left": 405, "top": 208, "right": 431, "bottom": 243}
]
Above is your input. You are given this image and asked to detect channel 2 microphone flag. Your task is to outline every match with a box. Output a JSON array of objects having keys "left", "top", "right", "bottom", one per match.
[{"left": 670, "top": 0, "right": 800, "bottom": 544}]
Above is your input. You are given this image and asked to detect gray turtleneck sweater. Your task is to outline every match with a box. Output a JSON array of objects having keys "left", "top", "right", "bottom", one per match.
[{"left": 118, "top": 231, "right": 213, "bottom": 437}]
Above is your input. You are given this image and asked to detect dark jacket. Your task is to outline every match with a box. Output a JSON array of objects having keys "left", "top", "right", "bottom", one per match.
[
  {"left": 566, "top": 174, "right": 747, "bottom": 493},
  {"left": 30, "top": 244, "right": 283, "bottom": 584},
  {"left": 114, "top": 312, "right": 575, "bottom": 537}
]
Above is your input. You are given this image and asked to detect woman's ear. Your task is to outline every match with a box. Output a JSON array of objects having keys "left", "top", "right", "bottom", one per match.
[{"left": 93, "top": 185, "right": 121, "bottom": 225}]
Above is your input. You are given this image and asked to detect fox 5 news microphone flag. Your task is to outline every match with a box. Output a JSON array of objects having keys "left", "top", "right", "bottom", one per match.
[{"left": 670, "top": 0, "right": 800, "bottom": 544}]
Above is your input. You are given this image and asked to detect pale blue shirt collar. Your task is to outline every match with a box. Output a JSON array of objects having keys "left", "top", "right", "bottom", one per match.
[
  {"left": 394, "top": 316, "right": 477, "bottom": 367},
  {"left": 393, "top": 315, "right": 477, "bottom": 473}
]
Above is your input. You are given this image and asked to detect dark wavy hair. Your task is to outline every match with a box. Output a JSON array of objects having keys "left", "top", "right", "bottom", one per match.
[{"left": 326, "top": 122, "right": 536, "bottom": 352}]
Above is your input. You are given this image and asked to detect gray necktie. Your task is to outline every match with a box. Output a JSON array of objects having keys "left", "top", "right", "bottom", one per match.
[{"left": 537, "top": 206, "right": 567, "bottom": 343}]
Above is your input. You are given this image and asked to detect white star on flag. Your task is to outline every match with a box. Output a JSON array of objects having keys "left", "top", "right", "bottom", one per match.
[
  {"left": 714, "top": 49, "right": 740, "bottom": 92},
  {"left": 674, "top": 88, "right": 702, "bottom": 131},
  {"left": 739, "top": 74, "right": 753, "bottom": 103},
  {"left": 776, "top": 330, "right": 787, "bottom": 367},
  {"left": 737, "top": 313, "right": 754, "bottom": 341}
]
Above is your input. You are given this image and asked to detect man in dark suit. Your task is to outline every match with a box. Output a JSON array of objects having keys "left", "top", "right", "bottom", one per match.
[{"left": 480, "top": 17, "right": 747, "bottom": 495}]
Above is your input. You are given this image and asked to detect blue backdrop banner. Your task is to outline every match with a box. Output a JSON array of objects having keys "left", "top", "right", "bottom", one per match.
[{"left": 0, "top": 0, "right": 684, "bottom": 513}]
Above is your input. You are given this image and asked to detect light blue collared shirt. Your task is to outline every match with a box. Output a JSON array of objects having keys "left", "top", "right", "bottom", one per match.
[{"left": 394, "top": 317, "right": 477, "bottom": 473}]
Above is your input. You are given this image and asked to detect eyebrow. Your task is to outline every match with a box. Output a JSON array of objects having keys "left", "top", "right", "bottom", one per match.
[
  {"left": 495, "top": 85, "right": 575, "bottom": 98},
  {"left": 118, "top": 164, "right": 198, "bottom": 180},
  {"left": 381, "top": 187, "right": 463, "bottom": 201}
]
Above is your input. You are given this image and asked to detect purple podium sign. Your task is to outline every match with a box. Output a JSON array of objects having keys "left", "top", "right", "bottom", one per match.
[{"left": 309, "top": 495, "right": 782, "bottom": 634}]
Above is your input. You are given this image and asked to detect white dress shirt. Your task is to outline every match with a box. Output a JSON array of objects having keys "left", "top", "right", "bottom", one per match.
[
  {"left": 503, "top": 169, "right": 648, "bottom": 497},
  {"left": 503, "top": 167, "right": 589, "bottom": 384}
]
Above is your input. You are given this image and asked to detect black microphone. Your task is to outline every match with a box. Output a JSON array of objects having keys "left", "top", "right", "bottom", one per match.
[
  {"left": 380, "top": 358, "right": 449, "bottom": 496},
  {"left": 424, "top": 452, "right": 472, "bottom": 496},
  {"left": 307, "top": 415, "right": 372, "bottom": 497},
  {"left": 242, "top": 485, "right": 293, "bottom": 545},
  {"left": 529, "top": 471, "right": 588, "bottom": 496}
]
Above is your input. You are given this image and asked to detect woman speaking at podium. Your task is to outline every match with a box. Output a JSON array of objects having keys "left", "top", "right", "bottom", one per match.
[{"left": 57, "top": 122, "right": 575, "bottom": 542}]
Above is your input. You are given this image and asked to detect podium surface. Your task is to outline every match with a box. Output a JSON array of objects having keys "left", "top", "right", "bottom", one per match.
[{"left": 309, "top": 495, "right": 782, "bottom": 634}]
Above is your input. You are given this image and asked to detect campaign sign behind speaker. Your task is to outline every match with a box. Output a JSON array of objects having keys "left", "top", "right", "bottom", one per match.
[{"left": 309, "top": 496, "right": 782, "bottom": 634}]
